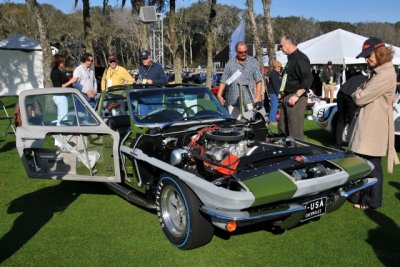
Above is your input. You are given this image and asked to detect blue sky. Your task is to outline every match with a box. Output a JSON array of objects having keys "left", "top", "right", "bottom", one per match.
[{"left": 1, "top": 0, "right": 399, "bottom": 23}]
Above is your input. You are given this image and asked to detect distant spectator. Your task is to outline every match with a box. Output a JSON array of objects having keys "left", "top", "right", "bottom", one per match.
[
  {"left": 101, "top": 54, "right": 134, "bottom": 91},
  {"left": 321, "top": 61, "right": 337, "bottom": 103},
  {"left": 267, "top": 60, "right": 282, "bottom": 124},
  {"left": 50, "top": 54, "right": 76, "bottom": 88},
  {"left": 72, "top": 52, "right": 98, "bottom": 108},
  {"left": 136, "top": 50, "right": 167, "bottom": 85},
  {"left": 50, "top": 54, "right": 77, "bottom": 126}
]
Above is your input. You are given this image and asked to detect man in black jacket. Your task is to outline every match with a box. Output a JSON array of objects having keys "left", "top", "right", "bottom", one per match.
[
  {"left": 278, "top": 34, "right": 313, "bottom": 140},
  {"left": 334, "top": 70, "right": 368, "bottom": 146}
]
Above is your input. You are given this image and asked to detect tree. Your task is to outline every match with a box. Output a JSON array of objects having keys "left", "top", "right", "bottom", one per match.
[
  {"left": 247, "top": 0, "right": 263, "bottom": 73},
  {"left": 130, "top": 0, "right": 150, "bottom": 50},
  {"left": 168, "top": 0, "right": 182, "bottom": 83},
  {"left": 26, "top": 0, "right": 52, "bottom": 87},
  {"left": 205, "top": 0, "right": 217, "bottom": 88},
  {"left": 261, "top": 0, "right": 275, "bottom": 68},
  {"left": 75, "top": 0, "right": 94, "bottom": 56}
]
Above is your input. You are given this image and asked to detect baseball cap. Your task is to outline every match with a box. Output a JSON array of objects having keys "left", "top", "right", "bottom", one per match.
[
  {"left": 108, "top": 54, "right": 117, "bottom": 62},
  {"left": 356, "top": 37, "right": 385, "bottom": 58},
  {"left": 141, "top": 50, "right": 151, "bottom": 60},
  {"left": 327, "top": 61, "right": 332, "bottom": 65}
]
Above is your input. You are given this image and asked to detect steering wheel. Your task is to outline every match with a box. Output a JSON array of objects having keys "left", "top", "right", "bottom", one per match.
[{"left": 183, "top": 104, "right": 206, "bottom": 116}]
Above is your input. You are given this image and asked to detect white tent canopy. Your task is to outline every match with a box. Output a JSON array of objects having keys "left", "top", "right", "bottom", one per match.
[
  {"left": 300, "top": 29, "right": 400, "bottom": 65},
  {"left": 276, "top": 29, "right": 400, "bottom": 66},
  {"left": 0, "top": 34, "right": 44, "bottom": 96}
]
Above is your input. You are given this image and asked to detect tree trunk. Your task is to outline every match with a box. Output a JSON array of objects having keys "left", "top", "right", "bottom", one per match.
[
  {"left": 247, "top": 0, "right": 263, "bottom": 74},
  {"left": 206, "top": 0, "right": 217, "bottom": 88},
  {"left": 82, "top": 0, "right": 94, "bottom": 56},
  {"left": 131, "top": 0, "right": 150, "bottom": 50},
  {"left": 189, "top": 37, "right": 193, "bottom": 66},
  {"left": 169, "top": 0, "right": 182, "bottom": 83},
  {"left": 261, "top": 0, "right": 276, "bottom": 69},
  {"left": 26, "top": 0, "right": 52, "bottom": 87}
]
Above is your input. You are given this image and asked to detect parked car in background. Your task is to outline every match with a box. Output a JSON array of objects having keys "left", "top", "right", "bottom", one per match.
[
  {"left": 312, "top": 94, "right": 400, "bottom": 139},
  {"left": 16, "top": 84, "right": 376, "bottom": 250},
  {"left": 210, "top": 71, "right": 223, "bottom": 96}
]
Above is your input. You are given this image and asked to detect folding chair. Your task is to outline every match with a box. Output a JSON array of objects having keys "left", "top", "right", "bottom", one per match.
[{"left": 0, "top": 100, "right": 16, "bottom": 136}]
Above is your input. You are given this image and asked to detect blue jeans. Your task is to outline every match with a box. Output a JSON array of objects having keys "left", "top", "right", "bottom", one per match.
[
  {"left": 268, "top": 93, "right": 279, "bottom": 122},
  {"left": 82, "top": 93, "right": 100, "bottom": 109}
]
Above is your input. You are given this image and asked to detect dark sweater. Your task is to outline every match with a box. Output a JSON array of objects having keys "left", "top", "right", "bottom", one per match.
[
  {"left": 284, "top": 49, "right": 313, "bottom": 95},
  {"left": 50, "top": 68, "right": 69, "bottom": 87},
  {"left": 268, "top": 69, "right": 282, "bottom": 94},
  {"left": 138, "top": 62, "right": 168, "bottom": 84},
  {"left": 339, "top": 74, "right": 368, "bottom": 96}
]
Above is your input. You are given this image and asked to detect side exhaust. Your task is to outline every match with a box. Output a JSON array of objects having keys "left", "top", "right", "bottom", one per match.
[{"left": 106, "top": 182, "right": 156, "bottom": 210}]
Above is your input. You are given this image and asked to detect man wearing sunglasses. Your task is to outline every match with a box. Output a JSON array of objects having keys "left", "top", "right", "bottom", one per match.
[
  {"left": 101, "top": 54, "right": 134, "bottom": 91},
  {"left": 72, "top": 52, "right": 98, "bottom": 108},
  {"left": 217, "top": 41, "right": 263, "bottom": 120},
  {"left": 136, "top": 50, "right": 167, "bottom": 85}
]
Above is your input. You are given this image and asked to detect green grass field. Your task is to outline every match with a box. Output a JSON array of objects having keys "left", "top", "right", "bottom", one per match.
[{"left": 0, "top": 96, "right": 399, "bottom": 266}]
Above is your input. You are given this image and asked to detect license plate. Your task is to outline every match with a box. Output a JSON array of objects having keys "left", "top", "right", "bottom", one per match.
[{"left": 301, "top": 197, "right": 327, "bottom": 222}]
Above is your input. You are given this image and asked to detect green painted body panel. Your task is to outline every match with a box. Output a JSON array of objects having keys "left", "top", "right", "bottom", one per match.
[
  {"left": 243, "top": 171, "right": 297, "bottom": 207},
  {"left": 124, "top": 125, "right": 148, "bottom": 191},
  {"left": 330, "top": 156, "right": 371, "bottom": 182}
]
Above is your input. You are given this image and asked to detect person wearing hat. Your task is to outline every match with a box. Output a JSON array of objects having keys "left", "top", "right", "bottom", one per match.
[
  {"left": 136, "top": 50, "right": 167, "bottom": 85},
  {"left": 348, "top": 37, "right": 399, "bottom": 210},
  {"left": 321, "top": 60, "right": 337, "bottom": 103},
  {"left": 101, "top": 54, "right": 134, "bottom": 91}
]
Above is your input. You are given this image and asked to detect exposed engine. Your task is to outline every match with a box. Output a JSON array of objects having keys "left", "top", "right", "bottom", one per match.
[
  {"left": 168, "top": 124, "right": 343, "bottom": 180},
  {"left": 170, "top": 125, "right": 254, "bottom": 175}
]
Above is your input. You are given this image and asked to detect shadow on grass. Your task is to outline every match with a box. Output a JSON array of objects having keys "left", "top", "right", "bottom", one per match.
[
  {"left": 364, "top": 209, "right": 400, "bottom": 266},
  {"left": 304, "top": 128, "right": 333, "bottom": 148},
  {"left": 0, "top": 181, "right": 111, "bottom": 263},
  {"left": 0, "top": 140, "right": 16, "bottom": 153},
  {"left": 389, "top": 181, "right": 400, "bottom": 200}
]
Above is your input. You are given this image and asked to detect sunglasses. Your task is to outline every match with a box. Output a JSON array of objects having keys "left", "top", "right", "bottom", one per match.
[
  {"left": 87, "top": 58, "right": 94, "bottom": 62},
  {"left": 108, "top": 60, "right": 116, "bottom": 63}
]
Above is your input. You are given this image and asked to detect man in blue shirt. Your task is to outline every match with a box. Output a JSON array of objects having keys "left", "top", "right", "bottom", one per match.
[
  {"left": 137, "top": 50, "right": 168, "bottom": 85},
  {"left": 136, "top": 51, "right": 168, "bottom": 115}
]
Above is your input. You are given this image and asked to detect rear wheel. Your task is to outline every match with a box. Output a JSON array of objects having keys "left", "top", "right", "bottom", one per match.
[{"left": 156, "top": 174, "right": 214, "bottom": 250}]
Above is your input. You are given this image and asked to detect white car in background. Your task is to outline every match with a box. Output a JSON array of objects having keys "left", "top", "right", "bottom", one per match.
[{"left": 311, "top": 93, "right": 400, "bottom": 137}]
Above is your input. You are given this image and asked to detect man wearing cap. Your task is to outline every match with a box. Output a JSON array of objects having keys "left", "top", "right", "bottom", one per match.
[
  {"left": 321, "top": 61, "right": 337, "bottom": 103},
  {"left": 348, "top": 37, "right": 399, "bottom": 210},
  {"left": 137, "top": 50, "right": 168, "bottom": 85},
  {"left": 101, "top": 54, "right": 134, "bottom": 91}
]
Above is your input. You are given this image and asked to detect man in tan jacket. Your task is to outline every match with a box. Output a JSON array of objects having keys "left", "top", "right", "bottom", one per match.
[{"left": 349, "top": 37, "right": 399, "bottom": 209}]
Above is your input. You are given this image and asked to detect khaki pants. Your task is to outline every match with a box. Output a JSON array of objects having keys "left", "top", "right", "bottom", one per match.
[{"left": 323, "top": 83, "right": 336, "bottom": 103}]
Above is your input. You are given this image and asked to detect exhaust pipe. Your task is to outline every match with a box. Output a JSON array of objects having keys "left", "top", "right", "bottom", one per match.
[{"left": 106, "top": 182, "right": 156, "bottom": 210}]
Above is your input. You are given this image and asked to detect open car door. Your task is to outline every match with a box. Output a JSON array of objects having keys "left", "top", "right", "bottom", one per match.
[{"left": 16, "top": 88, "right": 121, "bottom": 183}]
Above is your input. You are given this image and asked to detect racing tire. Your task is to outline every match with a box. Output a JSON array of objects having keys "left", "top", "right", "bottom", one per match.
[{"left": 156, "top": 174, "right": 214, "bottom": 250}]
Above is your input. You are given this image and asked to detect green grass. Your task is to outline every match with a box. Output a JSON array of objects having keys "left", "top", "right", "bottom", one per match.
[{"left": 1, "top": 96, "right": 399, "bottom": 266}]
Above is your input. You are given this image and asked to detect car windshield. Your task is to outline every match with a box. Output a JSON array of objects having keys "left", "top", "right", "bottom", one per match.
[{"left": 128, "top": 86, "right": 230, "bottom": 124}]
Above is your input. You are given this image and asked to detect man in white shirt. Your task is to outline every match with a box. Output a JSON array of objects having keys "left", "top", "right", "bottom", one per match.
[{"left": 72, "top": 52, "right": 98, "bottom": 108}]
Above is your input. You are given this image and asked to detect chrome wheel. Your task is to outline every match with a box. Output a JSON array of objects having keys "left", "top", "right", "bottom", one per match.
[{"left": 161, "top": 184, "right": 187, "bottom": 237}]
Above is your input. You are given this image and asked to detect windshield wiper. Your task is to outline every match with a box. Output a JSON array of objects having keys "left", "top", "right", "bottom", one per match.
[{"left": 160, "top": 114, "right": 232, "bottom": 130}]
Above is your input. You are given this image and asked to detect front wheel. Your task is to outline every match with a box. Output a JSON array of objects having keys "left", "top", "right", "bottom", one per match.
[{"left": 156, "top": 174, "right": 214, "bottom": 250}]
